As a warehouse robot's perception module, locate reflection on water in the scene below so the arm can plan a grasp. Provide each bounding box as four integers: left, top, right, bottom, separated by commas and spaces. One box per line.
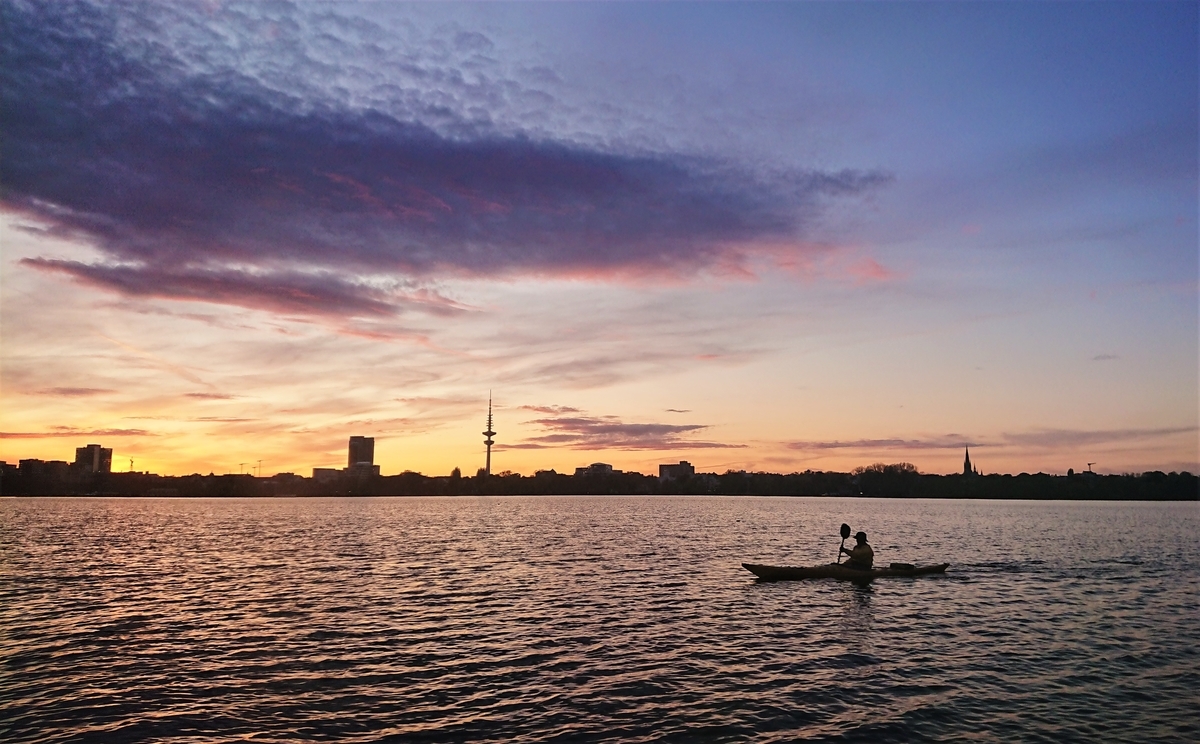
1, 496, 1197, 743
839, 582, 875, 637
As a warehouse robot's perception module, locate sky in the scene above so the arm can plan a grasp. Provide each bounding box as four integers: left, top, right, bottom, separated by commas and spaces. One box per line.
1, 0, 1196, 478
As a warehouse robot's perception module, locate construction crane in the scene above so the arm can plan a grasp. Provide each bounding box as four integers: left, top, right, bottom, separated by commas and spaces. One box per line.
239, 462, 248, 474
1086, 462, 1095, 473
256, 460, 263, 477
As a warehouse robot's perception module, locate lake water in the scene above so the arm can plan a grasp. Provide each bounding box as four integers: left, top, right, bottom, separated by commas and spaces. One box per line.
2, 496, 1197, 743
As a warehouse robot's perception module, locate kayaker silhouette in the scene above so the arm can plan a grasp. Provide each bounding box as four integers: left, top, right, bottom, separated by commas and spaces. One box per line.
839, 531, 875, 570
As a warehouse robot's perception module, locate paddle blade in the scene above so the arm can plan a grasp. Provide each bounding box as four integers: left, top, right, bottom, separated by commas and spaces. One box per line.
840, 523, 851, 540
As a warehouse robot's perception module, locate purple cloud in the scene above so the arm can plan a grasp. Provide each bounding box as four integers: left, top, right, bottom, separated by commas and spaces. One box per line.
506, 412, 743, 451
32, 387, 116, 397
22, 259, 464, 319
1, 1, 889, 317
786, 426, 1198, 452
1000, 426, 1196, 448
787, 436, 973, 451
519, 405, 583, 414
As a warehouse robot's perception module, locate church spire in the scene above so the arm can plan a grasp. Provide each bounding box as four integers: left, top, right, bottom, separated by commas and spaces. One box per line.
963, 446, 974, 476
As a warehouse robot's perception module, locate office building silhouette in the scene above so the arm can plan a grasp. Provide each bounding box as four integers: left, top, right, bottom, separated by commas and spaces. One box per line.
348, 436, 374, 468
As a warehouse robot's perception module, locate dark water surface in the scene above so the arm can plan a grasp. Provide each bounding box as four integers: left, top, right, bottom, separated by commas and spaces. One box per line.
2, 496, 1197, 743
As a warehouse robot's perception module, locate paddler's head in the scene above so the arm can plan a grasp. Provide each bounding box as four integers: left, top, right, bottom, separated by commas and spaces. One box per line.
854, 531, 868, 544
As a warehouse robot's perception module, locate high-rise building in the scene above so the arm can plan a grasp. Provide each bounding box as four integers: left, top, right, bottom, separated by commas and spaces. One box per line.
348, 436, 374, 468
659, 461, 695, 481
74, 444, 112, 473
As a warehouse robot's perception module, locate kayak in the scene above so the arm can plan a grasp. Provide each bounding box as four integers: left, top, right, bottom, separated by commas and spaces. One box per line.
742, 561, 950, 582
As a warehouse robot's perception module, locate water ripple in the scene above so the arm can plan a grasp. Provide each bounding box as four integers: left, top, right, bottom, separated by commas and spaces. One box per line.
2, 497, 1197, 743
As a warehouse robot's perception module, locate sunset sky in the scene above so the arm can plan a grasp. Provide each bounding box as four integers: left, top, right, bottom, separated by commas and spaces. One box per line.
2, 1, 1196, 478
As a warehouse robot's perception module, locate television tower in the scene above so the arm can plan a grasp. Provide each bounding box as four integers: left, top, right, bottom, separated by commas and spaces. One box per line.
482, 393, 496, 476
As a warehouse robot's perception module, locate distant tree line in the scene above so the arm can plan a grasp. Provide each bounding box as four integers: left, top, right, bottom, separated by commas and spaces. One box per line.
2, 462, 1195, 500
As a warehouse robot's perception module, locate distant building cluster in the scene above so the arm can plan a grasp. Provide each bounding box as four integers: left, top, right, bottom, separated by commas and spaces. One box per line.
659, 461, 695, 482
2, 394, 1191, 504
570, 460, 698, 481
575, 462, 620, 477
4, 443, 114, 480
4, 436, 1196, 501
5, 429, 700, 488
314, 436, 381, 482
2, 402, 705, 488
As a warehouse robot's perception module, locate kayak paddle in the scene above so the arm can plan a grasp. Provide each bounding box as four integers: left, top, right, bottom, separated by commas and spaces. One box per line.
837, 523, 851, 563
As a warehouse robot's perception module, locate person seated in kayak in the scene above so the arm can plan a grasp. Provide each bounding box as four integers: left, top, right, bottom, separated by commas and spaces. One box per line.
840, 532, 874, 570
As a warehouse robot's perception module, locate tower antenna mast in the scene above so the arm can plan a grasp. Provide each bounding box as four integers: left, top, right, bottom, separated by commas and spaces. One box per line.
483, 392, 496, 477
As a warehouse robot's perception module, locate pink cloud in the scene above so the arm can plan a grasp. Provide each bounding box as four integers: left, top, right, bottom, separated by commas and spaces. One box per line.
519, 405, 583, 414
31, 387, 115, 397
845, 257, 900, 284
787, 436, 972, 452
1, 427, 155, 439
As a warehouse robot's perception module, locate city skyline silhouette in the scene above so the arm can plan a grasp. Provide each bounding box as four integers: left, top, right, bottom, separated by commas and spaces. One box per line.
1, 1, 1195, 480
